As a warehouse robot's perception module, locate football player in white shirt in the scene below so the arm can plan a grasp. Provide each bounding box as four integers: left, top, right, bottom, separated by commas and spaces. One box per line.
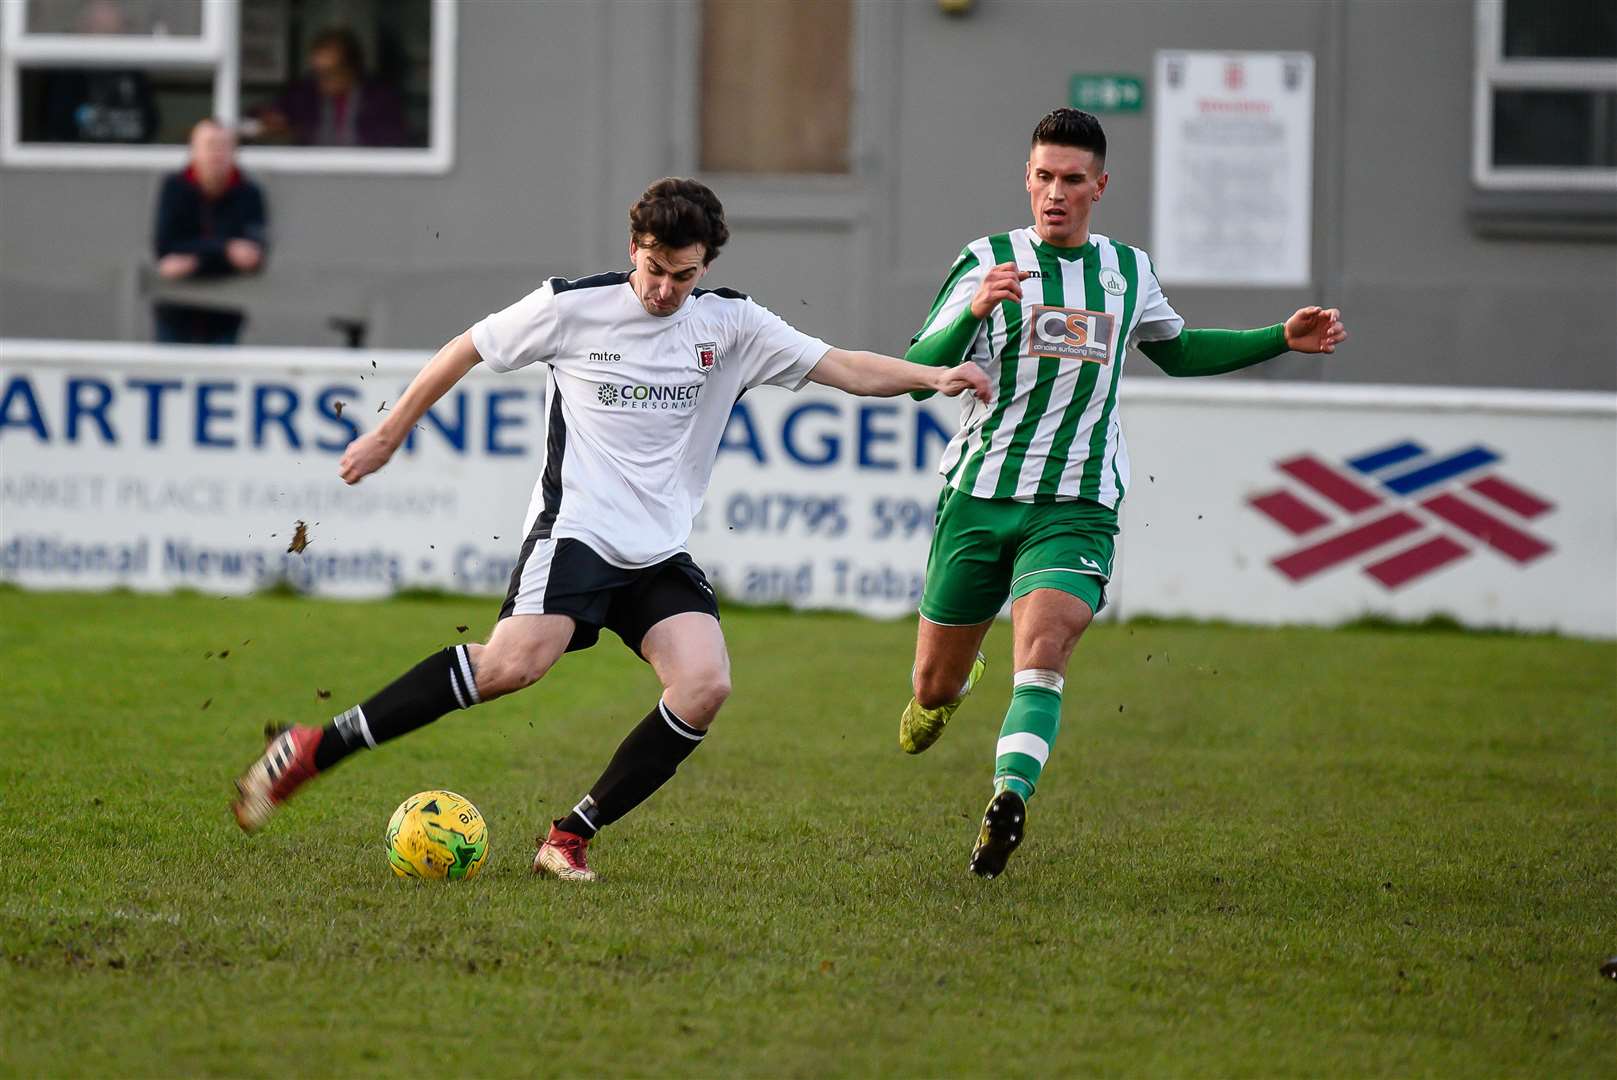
232, 178, 989, 881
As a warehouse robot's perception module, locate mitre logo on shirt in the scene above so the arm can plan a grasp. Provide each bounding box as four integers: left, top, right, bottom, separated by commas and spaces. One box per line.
694, 341, 718, 372
1027, 305, 1116, 363
596, 381, 705, 410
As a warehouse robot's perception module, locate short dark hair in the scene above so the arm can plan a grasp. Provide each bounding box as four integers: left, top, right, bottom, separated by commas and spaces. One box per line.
1031, 108, 1106, 163
309, 27, 365, 74
628, 178, 730, 265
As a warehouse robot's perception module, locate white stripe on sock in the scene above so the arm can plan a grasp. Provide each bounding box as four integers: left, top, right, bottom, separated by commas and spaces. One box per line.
354, 705, 377, 749
658, 698, 704, 741
448, 668, 468, 711
569, 798, 595, 834
455, 645, 481, 705
996, 732, 1050, 765
1012, 668, 1064, 694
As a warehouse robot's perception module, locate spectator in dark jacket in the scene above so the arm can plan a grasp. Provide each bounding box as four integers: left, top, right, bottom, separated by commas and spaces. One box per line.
152, 119, 268, 344
256, 27, 410, 147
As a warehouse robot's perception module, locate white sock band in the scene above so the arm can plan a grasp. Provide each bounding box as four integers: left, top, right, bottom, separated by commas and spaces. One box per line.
659, 698, 705, 741
1013, 668, 1064, 695
455, 644, 481, 705
996, 731, 1051, 765
571, 795, 598, 829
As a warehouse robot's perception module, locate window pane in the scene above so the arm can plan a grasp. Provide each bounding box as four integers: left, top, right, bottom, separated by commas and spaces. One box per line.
701, 0, 851, 173
1503, 0, 1616, 60
18, 65, 210, 143
24, 0, 204, 37
237, 0, 432, 149
1492, 89, 1617, 167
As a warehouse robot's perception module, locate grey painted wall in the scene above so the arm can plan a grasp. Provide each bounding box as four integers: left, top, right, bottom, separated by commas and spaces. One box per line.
2, 0, 1613, 389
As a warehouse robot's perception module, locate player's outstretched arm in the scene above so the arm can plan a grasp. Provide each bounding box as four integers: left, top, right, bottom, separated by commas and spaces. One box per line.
1282, 306, 1348, 354
1140, 307, 1347, 378
806, 348, 991, 402
338, 329, 482, 485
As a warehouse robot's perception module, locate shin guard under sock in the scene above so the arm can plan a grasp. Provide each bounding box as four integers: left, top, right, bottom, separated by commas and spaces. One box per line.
314, 645, 480, 770
993, 669, 1064, 800
556, 699, 706, 838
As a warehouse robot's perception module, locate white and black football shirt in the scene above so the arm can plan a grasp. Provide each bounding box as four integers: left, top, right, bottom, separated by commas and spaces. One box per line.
471, 272, 831, 568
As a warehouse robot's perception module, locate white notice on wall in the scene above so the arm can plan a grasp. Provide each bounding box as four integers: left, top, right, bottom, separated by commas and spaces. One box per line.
1152, 51, 1314, 286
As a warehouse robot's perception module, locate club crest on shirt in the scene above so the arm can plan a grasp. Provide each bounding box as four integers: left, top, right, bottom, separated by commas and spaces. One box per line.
1028, 305, 1116, 364
694, 341, 718, 372
1099, 269, 1128, 296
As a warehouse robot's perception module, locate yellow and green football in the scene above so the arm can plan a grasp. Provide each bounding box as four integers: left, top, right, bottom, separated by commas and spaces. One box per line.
385, 790, 488, 881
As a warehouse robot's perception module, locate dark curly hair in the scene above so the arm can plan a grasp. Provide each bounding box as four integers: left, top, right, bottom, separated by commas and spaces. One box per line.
1031, 107, 1106, 164
628, 177, 729, 265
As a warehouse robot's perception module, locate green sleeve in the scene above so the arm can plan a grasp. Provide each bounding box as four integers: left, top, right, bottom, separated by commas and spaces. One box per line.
1137, 324, 1288, 377
905, 306, 983, 401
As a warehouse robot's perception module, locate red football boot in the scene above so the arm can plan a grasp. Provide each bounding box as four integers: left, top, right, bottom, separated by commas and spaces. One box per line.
533, 822, 597, 882
231, 724, 323, 833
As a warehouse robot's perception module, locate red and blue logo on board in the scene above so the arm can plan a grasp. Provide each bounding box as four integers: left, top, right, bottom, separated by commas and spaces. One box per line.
1248, 440, 1555, 589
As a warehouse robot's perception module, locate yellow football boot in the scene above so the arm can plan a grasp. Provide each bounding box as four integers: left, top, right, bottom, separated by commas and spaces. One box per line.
898, 652, 987, 754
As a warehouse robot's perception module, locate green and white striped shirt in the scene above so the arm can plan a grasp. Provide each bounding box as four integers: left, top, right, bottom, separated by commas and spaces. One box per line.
913, 228, 1183, 509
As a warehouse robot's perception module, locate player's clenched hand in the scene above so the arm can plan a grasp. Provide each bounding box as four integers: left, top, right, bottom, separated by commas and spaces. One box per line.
1284, 306, 1348, 354
338, 429, 399, 485
934, 361, 992, 402
969, 262, 1032, 319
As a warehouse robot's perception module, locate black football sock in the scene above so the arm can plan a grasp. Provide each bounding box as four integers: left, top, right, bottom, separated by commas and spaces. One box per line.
556, 699, 706, 838
314, 645, 480, 771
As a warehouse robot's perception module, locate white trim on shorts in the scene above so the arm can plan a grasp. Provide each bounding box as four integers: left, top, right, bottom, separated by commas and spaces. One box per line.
1008, 565, 1108, 592
507, 536, 559, 617
918, 611, 996, 628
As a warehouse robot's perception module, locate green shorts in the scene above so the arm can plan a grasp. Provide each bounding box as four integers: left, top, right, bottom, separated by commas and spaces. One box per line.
919, 486, 1118, 625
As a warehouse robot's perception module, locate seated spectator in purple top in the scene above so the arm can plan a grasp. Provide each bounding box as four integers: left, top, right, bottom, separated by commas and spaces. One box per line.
152, 119, 268, 345
256, 28, 410, 147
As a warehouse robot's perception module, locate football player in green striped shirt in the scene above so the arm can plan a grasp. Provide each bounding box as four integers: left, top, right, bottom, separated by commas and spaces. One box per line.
900, 108, 1347, 878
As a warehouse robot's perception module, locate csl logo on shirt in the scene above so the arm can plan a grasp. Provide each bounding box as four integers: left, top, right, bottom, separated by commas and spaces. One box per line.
1028, 305, 1116, 364
597, 381, 704, 410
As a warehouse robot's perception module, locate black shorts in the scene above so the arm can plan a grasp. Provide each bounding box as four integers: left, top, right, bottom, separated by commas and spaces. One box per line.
498, 536, 720, 657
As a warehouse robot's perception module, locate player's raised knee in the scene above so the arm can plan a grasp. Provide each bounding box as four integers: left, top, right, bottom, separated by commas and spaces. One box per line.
672, 669, 730, 726
914, 667, 964, 709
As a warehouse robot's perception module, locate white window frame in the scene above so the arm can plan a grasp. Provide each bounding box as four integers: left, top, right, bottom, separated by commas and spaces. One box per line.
0, 0, 455, 173
1472, 0, 1617, 192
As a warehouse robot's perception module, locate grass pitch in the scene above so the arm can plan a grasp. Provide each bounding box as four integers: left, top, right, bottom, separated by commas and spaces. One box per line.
1, 588, 1613, 1077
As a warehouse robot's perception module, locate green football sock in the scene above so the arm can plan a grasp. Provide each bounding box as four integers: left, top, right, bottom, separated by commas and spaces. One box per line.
993, 669, 1064, 800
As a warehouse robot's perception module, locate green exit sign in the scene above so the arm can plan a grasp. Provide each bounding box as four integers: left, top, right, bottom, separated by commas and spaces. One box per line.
1070, 74, 1144, 113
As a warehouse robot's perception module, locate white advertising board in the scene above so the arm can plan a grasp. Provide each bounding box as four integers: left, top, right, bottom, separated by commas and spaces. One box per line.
1152, 50, 1315, 286
1112, 381, 1616, 639
0, 340, 953, 615
0, 342, 537, 598
3, 342, 1614, 638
